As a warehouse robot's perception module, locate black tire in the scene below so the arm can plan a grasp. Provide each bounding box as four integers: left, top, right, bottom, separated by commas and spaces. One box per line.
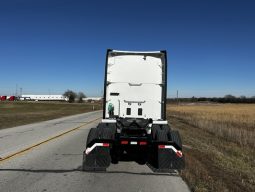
136, 157, 147, 165
161, 124, 172, 140
98, 128, 113, 139
97, 123, 116, 139
156, 129, 168, 142
86, 128, 98, 147
152, 124, 171, 140
170, 130, 182, 150
152, 125, 160, 140
83, 128, 110, 172
162, 124, 171, 132
97, 123, 116, 130
111, 155, 119, 164
82, 153, 87, 171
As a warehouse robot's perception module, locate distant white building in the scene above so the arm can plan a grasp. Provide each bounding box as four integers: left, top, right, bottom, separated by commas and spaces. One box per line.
83, 97, 102, 102
20, 95, 68, 101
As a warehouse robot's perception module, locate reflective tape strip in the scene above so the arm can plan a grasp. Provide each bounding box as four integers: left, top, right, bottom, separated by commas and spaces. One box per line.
153, 120, 168, 124
85, 143, 109, 155
158, 145, 183, 158
101, 119, 116, 123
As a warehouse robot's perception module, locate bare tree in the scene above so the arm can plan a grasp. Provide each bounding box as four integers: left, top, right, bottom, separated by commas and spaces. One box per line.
63, 90, 77, 103
77, 92, 86, 103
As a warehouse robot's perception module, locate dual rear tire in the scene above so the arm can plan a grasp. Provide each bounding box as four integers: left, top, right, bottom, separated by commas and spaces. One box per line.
86, 125, 115, 147
83, 127, 114, 171
152, 125, 182, 150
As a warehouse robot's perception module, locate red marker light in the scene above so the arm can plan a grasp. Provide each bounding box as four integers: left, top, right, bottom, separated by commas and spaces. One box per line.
140, 141, 147, 145
158, 145, 165, 149
121, 140, 129, 145
103, 143, 110, 147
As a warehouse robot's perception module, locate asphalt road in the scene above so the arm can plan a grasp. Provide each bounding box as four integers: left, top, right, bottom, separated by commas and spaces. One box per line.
0, 111, 190, 192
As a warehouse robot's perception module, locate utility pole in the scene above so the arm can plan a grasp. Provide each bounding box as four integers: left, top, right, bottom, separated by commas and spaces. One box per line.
15, 84, 18, 97
177, 90, 179, 105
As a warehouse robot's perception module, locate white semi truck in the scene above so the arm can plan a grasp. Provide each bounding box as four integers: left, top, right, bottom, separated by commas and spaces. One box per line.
83, 50, 184, 172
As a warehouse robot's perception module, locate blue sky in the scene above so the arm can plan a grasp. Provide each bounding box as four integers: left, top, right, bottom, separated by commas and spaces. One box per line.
0, 0, 254, 97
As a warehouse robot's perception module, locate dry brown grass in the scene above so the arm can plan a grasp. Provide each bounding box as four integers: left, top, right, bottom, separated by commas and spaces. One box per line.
167, 104, 255, 192
168, 104, 255, 147
0, 101, 102, 129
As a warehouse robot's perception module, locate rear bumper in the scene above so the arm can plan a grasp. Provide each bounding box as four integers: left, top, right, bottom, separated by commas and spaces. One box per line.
83, 137, 185, 172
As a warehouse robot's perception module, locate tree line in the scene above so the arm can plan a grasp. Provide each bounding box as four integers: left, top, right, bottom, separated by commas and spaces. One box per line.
63, 90, 86, 103
167, 95, 255, 104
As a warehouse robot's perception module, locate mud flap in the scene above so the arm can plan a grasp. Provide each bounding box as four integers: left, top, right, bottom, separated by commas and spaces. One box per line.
157, 147, 185, 170
147, 145, 185, 172
83, 144, 111, 171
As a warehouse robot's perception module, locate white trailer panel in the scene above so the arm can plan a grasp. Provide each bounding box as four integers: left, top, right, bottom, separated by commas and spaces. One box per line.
103, 50, 167, 120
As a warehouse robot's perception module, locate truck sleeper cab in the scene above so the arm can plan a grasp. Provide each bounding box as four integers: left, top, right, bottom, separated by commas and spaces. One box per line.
83, 50, 184, 172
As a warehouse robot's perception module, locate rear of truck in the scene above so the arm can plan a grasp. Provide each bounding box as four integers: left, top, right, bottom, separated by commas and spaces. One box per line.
83, 50, 184, 172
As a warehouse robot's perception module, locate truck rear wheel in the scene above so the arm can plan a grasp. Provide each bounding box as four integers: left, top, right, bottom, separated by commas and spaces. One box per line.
152, 125, 160, 140
83, 128, 97, 171
83, 128, 111, 172
152, 124, 171, 141
98, 128, 114, 140
86, 128, 98, 146
97, 123, 116, 140
155, 129, 168, 142
170, 130, 182, 150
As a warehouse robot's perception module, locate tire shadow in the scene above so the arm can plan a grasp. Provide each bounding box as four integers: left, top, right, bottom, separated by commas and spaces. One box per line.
0, 166, 179, 177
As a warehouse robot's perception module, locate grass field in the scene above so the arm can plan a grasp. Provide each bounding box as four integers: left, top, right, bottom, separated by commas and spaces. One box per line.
167, 104, 255, 192
0, 101, 102, 130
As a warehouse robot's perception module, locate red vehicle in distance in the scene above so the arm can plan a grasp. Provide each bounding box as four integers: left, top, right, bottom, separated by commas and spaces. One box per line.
9, 96, 15, 101
0, 96, 7, 101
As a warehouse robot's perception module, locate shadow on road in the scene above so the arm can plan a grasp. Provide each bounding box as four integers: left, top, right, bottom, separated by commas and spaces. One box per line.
0, 167, 179, 176
86, 170, 179, 177
0, 168, 79, 173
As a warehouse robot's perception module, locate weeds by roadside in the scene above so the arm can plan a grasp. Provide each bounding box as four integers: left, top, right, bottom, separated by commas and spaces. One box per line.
167, 104, 255, 192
